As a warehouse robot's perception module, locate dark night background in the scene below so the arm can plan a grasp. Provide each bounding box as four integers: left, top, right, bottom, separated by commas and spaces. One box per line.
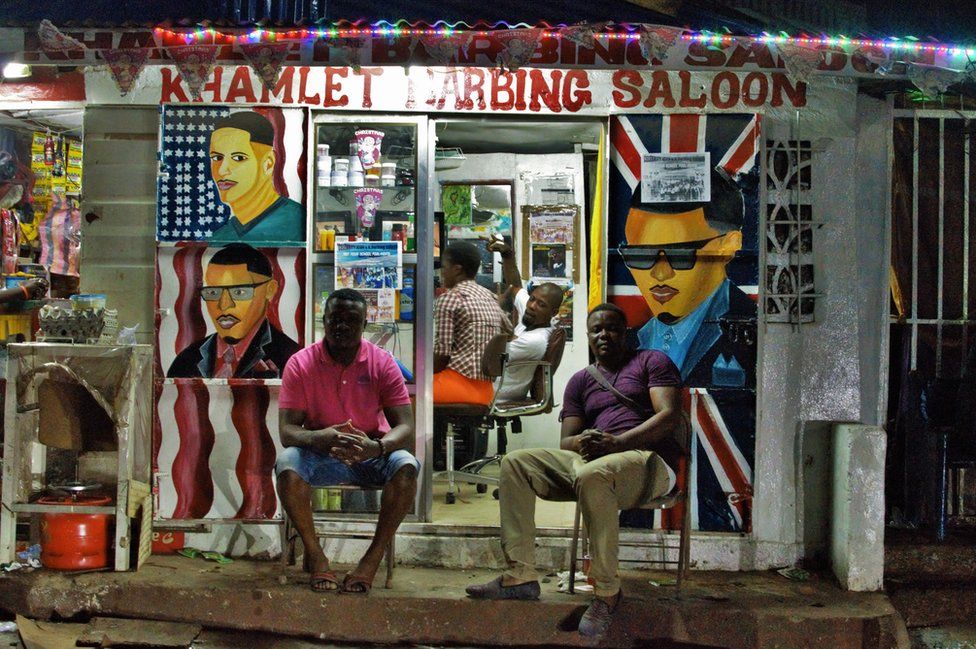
0, 0, 973, 44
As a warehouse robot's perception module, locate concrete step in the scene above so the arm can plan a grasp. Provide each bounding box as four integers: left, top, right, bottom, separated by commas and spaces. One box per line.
885, 529, 976, 582
886, 580, 976, 627
0, 557, 908, 649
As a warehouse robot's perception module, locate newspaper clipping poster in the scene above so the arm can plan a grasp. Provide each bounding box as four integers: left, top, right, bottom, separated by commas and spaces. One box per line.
641, 152, 711, 203
335, 241, 402, 290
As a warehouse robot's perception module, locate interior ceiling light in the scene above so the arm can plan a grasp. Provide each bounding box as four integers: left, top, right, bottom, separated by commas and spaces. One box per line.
2, 63, 31, 79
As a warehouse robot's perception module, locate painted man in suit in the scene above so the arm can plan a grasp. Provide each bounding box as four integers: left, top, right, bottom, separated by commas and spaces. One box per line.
167, 243, 300, 379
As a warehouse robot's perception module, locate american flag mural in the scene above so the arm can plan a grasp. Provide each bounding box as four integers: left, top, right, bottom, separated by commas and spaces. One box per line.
155, 381, 283, 519
156, 105, 306, 244
154, 245, 305, 520
610, 115, 759, 533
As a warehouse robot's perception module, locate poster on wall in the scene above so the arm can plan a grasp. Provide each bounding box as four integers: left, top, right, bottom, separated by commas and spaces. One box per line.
155, 381, 282, 520
445, 182, 514, 240
528, 206, 576, 244
157, 244, 306, 379
335, 240, 402, 290
530, 244, 568, 278
608, 114, 760, 535
640, 152, 712, 203
441, 184, 472, 225
156, 106, 306, 246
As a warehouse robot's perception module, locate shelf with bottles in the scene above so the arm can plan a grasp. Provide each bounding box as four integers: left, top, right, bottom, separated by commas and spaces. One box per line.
312, 209, 416, 253
314, 123, 417, 196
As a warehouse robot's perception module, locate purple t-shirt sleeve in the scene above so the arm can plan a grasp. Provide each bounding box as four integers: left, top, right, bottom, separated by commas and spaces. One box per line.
278, 354, 307, 411
643, 350, 682, 387
559, 371, 587, 421
378, 352, 412, 409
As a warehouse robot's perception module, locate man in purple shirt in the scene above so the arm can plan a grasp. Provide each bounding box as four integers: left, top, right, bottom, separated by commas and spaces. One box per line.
466, 303, 684, 640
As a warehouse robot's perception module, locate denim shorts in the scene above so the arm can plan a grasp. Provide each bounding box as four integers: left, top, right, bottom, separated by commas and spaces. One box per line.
275, 446, 420, 487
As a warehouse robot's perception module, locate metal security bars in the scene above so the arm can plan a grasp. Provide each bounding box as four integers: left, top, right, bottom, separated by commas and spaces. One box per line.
891, 111, 976, 379
764, 138, 820, 324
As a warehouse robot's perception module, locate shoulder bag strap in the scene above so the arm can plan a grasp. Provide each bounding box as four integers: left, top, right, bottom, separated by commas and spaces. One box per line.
585, 364, 653, 419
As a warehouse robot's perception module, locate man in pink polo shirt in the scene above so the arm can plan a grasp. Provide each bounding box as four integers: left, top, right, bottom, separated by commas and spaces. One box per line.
275, 288, 417, 595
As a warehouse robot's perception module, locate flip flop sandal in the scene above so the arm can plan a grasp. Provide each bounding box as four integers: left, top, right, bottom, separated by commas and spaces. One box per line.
177, 547, 202, 560
201, 550, 233, 564
310, 570, 340, 593
340, 573, 373, 595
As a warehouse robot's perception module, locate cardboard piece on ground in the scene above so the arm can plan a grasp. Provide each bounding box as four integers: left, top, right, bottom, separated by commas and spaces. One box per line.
77, 617, 202, 647
16, 615, 86, 649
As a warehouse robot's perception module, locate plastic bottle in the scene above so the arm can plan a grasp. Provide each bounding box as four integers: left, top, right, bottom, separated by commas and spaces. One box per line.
400, 268, 414, 322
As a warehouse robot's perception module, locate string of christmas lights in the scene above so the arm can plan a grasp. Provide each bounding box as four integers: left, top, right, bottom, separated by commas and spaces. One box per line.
149, 24, 976, 58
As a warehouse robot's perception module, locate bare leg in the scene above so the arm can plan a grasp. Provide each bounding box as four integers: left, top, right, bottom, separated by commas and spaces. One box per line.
277, 470, 335, 588
345, 465, 417, 589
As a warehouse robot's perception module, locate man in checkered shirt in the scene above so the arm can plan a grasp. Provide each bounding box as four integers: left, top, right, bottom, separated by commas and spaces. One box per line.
433, 241, 509, 406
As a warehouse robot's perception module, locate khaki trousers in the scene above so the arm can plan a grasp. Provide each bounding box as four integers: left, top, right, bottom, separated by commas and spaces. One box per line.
499, 447, 670, 597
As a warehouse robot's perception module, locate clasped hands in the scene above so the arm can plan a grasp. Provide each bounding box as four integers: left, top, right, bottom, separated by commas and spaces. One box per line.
576, 428, 620, 462
318, 420, 381, 466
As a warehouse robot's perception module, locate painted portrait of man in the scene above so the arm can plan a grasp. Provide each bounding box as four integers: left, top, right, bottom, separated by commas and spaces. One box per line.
618, 167, 755, 389
608, 114, 759, 534
208, 111, 304, 244
167, 243, 300, 379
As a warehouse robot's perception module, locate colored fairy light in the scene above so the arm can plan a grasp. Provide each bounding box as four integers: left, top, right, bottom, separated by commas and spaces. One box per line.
145, 23, 976, 58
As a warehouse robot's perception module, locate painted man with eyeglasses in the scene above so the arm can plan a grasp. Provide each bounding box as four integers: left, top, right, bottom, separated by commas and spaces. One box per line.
167, 243, 300, 379
619, 168, 754, 389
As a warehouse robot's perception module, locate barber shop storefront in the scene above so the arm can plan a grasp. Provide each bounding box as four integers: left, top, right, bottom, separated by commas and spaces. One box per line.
3, 21, 948, 583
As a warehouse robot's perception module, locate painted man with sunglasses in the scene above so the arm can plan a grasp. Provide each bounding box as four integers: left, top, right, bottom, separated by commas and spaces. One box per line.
167, 243, 300, 379
619, 168, 754, 389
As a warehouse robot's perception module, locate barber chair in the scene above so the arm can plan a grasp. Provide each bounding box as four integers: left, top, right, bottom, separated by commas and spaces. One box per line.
459, 327, 568, 499
432, 333, 510, 504
568, 415, 693, 597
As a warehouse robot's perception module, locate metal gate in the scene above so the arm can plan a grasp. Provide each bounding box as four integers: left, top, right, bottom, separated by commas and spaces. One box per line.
888, 109, 976, 529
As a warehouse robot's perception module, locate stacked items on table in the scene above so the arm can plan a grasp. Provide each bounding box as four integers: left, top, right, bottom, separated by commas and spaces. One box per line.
38, 294, 117, 344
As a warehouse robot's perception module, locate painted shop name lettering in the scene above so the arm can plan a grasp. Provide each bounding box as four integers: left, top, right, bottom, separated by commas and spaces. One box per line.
611, 70, 806, 109
159, 66, 806, 111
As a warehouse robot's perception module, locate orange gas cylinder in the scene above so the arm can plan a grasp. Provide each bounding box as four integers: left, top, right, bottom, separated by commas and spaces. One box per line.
38, 494, 113, 570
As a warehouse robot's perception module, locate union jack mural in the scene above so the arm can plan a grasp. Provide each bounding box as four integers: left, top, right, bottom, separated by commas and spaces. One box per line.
610, 114, 759, 533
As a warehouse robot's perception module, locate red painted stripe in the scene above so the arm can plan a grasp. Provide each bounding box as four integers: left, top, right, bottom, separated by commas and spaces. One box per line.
172, 246, 208, 355
230, 383, 277, 519
295, 249, 307, 347
722, 116, 761, 175
608, 294, 651, 329
171, 381, 216, 519
254, 107, 290, 199
610, 117, 641, 180
661, 390, 693, 530
696, 398, 751, 523
267, 248, 284, 334
668, 114, 701, 153
0, 70, 86, 102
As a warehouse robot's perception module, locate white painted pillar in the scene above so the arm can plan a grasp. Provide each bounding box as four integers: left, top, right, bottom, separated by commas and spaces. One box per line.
831, 423, 886, 591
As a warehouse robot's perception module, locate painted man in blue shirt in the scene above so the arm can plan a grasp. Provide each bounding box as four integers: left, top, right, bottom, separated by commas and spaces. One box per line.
208, 111, 304, 245
618, 168, 754, 389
